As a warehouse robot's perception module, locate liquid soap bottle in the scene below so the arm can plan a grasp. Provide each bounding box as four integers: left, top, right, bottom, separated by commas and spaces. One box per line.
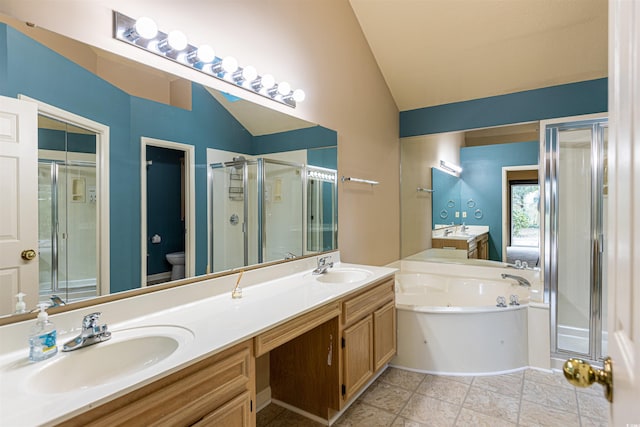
29, 304, 58, 362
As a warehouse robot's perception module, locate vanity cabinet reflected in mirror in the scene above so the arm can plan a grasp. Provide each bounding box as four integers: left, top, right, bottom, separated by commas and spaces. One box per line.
401, 122, 540, 267
0, 16, 337, 316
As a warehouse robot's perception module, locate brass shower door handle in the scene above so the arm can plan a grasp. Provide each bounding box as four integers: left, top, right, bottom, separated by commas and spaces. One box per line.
563, 357, 613, 402
21, 249, 37, 261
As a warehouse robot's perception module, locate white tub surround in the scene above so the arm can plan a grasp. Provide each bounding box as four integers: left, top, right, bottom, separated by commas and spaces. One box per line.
388, 259, 548, 374
0, 252, 396, 426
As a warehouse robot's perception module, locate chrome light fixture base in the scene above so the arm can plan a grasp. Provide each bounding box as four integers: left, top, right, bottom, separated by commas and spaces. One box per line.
113, 11, 302, 108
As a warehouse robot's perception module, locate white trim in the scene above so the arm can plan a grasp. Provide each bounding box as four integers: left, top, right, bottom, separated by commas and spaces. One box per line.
18, 94, 111, 296
141, 137, 196, 287
501, 164, 539, 262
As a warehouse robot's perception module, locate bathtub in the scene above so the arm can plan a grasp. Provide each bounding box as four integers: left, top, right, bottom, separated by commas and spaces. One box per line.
391, 271, 531, 375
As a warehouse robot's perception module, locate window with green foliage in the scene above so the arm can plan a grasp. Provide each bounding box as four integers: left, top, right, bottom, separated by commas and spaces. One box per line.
510, 182, 539, 247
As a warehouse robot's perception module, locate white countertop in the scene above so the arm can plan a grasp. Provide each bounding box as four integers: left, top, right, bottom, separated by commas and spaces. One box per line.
0, 260, 395, 426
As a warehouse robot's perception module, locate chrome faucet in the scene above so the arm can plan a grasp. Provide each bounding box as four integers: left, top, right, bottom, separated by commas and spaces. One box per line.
460, 222, 468, 233
62, 312, 111, 352
312, 256, 334, 275
501, 273, 531, 287
443, 228, 453, 236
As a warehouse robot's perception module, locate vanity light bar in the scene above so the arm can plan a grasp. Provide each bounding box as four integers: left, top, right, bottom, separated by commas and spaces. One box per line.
113, 11, 305, 108
307, 170, 336, 182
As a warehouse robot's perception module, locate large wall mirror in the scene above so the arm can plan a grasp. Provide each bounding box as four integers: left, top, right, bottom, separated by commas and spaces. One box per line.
0, 15, 337, 318
401, 122, 541, 268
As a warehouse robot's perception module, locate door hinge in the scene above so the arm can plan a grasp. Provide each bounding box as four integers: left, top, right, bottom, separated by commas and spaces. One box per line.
341, 337, 345, 348
250, 399, 253, 412
341, 384, 346, 396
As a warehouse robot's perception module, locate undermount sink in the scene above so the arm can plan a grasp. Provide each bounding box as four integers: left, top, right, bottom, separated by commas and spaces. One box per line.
27, 325, 194, 394
314, 268, 372, 284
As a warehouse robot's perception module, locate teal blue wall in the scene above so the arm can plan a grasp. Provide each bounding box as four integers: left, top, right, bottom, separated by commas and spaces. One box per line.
460, 141, 539, 261
431, 168, 462, 228
400, 79, 608, 137
1, 23, 337, 293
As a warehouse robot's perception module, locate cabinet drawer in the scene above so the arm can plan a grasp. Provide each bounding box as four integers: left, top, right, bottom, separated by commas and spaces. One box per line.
192, 390, 252, 427
60, 341, 253, 427
343, 279, 394, 327
255, 301, 340, 356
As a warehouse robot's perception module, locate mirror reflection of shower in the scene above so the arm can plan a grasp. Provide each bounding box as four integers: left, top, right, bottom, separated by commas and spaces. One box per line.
37, 115, 98, 304
209, 155, 337, 273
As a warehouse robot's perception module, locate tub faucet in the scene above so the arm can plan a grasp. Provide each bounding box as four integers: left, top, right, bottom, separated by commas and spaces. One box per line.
313, 256, 333, 275
62, 312, 111, 352
501, 273, 531, 287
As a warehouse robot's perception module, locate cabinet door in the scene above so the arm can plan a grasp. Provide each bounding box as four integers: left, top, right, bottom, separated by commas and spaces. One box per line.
343, 315, 373, 402
373, 301, 396, 371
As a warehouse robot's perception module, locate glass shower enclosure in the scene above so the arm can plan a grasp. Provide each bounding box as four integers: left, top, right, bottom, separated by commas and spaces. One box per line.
209, 158, 337, 273
544, 116, 608, 365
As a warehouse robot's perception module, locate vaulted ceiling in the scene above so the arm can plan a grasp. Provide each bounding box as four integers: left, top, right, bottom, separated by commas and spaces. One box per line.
349, 0, 608, 112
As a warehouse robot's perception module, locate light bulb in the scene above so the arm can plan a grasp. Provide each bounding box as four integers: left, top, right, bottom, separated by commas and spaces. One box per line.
222, 56, 238, 73
196, 45, 215, 63
242, 66, 258, 82
261, 74, 275, 89
134, 17, 158, 40
167, 30, 188, 51
292, 89, 306, 102
277, 81, 291, 96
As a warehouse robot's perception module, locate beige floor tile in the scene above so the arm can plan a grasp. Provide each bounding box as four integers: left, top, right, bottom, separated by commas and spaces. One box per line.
256, 403, 287, 426
380, 367, 426, 392
391, 416, 430, 426
334, 401, 396, 427
518, 399, 580, 427
439, 375, 474, 384
524, 369, 574, 389
455, 408, 516, 427
265, 408, 325, 427
580, 415, 609, 427
415, 375, 470, 405
462, 385, 520, 424
359, 380, 414, 414
471, 372, 523, 397
400, 394, 459, 426
577, 390, 609, 422
522, 379, 578, 413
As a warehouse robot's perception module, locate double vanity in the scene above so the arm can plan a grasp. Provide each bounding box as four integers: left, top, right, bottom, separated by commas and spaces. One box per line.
0, 253, 396, 426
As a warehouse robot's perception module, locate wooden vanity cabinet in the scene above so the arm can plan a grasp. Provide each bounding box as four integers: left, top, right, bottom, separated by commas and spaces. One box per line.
59, 340, 255, 427
432, 232, 489, 260
340, 278, 396, 405
267, 277, 397, 419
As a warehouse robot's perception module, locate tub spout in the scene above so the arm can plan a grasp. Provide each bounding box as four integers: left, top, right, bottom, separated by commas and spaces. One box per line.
501, 273, 531, 287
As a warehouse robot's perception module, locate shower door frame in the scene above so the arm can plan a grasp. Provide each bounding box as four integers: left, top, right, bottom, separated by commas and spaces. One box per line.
38, 159, 98, 301
542, 113, 608, 366
23, 95, 111, 298
259, 158, 305, 263
209, 158, 259, 270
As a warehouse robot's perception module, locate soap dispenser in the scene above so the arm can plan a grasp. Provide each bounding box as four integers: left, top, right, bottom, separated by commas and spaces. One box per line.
29, 304, 58, 362
14, 292, 26, 314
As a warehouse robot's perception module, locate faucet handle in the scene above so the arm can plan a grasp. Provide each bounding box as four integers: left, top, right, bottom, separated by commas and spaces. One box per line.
82, 312, 102, 329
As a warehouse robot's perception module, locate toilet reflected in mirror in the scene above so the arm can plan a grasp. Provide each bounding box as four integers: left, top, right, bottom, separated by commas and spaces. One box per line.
166, 251, 185, 281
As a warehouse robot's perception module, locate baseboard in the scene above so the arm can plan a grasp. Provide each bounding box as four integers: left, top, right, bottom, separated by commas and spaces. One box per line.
256, 386, 271, 412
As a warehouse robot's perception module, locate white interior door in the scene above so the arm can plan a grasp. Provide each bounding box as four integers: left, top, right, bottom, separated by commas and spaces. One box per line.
608, 0, 640, 423
0, 96, 38, 315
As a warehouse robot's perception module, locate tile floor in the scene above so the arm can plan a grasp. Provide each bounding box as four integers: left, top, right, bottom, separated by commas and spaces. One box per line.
257, 367, 609, 427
